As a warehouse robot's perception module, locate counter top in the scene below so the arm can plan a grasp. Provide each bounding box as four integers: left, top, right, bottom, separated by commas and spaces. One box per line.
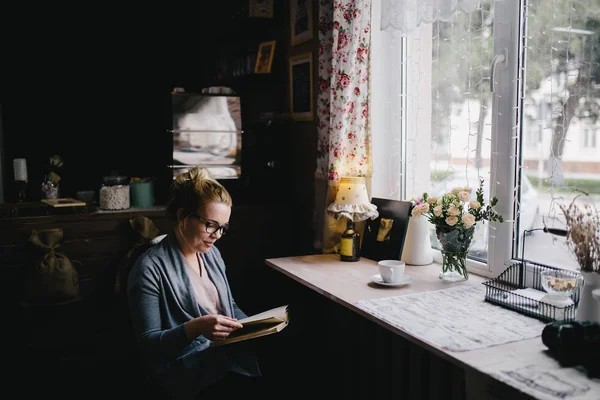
265, 254, 600, 400
0, 202, 167, 220
0, 201, 281, 220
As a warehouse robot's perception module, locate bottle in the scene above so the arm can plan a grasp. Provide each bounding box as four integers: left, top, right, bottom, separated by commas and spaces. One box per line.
340, 220, 361, 262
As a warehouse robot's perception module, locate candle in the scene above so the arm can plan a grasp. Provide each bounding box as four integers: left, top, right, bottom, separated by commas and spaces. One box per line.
13, 158, 28, 182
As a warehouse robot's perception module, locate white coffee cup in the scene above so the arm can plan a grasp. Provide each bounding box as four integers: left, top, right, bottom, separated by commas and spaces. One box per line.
378, 260, 406, 283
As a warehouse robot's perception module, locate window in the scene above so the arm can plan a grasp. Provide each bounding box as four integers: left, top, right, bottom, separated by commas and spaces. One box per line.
372, 0, 600, 277
584, 127, 597, 148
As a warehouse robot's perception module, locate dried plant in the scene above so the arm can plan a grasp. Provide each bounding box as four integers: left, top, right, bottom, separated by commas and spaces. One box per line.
557, 191, 600, 273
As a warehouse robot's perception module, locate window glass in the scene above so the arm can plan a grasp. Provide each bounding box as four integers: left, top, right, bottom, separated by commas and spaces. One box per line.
520, 0, 600, 270
428, 1, 495, 263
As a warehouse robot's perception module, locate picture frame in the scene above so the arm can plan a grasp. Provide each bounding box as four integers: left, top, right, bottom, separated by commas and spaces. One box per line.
360, 198, 413, 262
249, 0, 274, 18
289, 52, 313, 121
290, 0, 313, 46
254, 40, 276, 74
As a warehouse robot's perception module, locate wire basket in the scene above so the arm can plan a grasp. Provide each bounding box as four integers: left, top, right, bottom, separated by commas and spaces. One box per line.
483, 260, 581, 323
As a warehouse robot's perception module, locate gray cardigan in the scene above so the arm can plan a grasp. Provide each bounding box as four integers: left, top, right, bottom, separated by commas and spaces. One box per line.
127, 232, 261, 400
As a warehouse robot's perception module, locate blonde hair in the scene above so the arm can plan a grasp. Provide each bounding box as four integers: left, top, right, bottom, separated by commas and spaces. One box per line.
166, 167, 232, 221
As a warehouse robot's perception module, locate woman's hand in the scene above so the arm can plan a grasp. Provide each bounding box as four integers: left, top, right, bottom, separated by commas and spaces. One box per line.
184, 315, 243, 341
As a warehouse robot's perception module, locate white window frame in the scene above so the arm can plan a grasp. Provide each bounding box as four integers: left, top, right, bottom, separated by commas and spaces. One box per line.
484, 0, 523, 278
414, 0, 524, 279
372, 0, 526, 279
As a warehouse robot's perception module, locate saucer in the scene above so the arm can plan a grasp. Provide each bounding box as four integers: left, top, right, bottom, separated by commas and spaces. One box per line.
370, 274, 412, 287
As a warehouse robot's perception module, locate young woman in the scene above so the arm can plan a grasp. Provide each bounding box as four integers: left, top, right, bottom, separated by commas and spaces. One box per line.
127, 167, 262, 400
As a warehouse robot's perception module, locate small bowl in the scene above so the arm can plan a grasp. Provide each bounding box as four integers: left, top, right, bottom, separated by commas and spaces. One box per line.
540, 269, 582, 298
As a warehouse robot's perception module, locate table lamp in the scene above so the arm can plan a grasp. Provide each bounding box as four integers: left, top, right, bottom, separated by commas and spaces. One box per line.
327, 177, 379, 261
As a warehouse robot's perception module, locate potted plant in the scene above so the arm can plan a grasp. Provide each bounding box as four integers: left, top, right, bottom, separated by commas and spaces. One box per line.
41, 155, 63, 199
130, 177, 155, 208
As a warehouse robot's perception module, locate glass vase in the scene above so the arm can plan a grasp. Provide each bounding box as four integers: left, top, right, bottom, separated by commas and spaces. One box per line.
41, 181, 59, 199
436, 225, 475, 282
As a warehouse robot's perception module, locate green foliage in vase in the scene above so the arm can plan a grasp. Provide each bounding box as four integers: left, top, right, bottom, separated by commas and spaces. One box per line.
47, 155, 63, 185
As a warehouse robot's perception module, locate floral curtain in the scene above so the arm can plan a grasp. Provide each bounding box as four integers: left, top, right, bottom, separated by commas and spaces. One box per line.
314, 0, 373, 253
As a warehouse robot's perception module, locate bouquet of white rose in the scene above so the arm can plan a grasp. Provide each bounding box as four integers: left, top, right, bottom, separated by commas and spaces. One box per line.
410, 177, 504, 281
411, 177, 504, 228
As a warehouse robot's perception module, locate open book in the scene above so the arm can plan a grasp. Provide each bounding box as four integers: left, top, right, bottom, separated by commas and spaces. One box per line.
212, 304, 289, 346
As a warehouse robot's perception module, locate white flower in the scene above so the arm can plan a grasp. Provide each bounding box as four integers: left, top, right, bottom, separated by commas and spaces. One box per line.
447, 205, 461, 216
419, 178, 503, 231
446, 216, 458, 226
462, 214, 476, 228
411, 202, 430, 216
458, 191, 470, 202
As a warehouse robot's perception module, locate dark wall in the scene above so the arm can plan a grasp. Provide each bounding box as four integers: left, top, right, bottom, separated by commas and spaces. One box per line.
0, 0, 319, 252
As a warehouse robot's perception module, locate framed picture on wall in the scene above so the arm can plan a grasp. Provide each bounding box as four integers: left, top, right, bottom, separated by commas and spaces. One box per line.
289, 52, 313, 121
249, 0, 274, 18
290, 0, 313, 46
254, 40, 276, 74
360, 198, 412, 262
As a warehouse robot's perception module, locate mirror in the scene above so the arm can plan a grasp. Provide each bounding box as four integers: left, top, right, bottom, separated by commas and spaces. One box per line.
170, 94, 242, 179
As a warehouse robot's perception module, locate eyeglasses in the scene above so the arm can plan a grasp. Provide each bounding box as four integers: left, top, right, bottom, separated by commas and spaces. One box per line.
189, 214, 229, 236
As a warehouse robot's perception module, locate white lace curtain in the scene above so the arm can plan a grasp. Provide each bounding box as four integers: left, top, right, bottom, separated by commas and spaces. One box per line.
380, 0, 483, 34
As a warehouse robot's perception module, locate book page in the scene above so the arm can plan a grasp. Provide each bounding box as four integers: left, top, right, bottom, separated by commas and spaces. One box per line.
238, 304, 288, 325
211, 308, 290, 347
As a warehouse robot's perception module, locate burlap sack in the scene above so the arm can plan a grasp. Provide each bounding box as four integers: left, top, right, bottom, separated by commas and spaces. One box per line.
25, 228, 80, 304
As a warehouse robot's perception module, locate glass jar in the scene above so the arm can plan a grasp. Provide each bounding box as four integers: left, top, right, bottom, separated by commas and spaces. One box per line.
99, 175, 130, 210
41, 174, 59, 199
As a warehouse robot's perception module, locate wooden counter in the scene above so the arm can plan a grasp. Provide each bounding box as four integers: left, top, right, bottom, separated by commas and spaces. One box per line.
265, 254, 600, 400
0, 206, 172, 301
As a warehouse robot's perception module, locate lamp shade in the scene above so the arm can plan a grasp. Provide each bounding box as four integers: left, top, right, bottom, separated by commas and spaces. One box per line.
327, 177, 379, 222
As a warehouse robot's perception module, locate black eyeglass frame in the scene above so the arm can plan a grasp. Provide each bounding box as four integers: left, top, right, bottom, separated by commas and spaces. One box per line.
189, 214, 229, 235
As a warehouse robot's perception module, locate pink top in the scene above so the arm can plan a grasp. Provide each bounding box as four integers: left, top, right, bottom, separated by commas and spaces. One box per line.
183, 254, 223, 315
